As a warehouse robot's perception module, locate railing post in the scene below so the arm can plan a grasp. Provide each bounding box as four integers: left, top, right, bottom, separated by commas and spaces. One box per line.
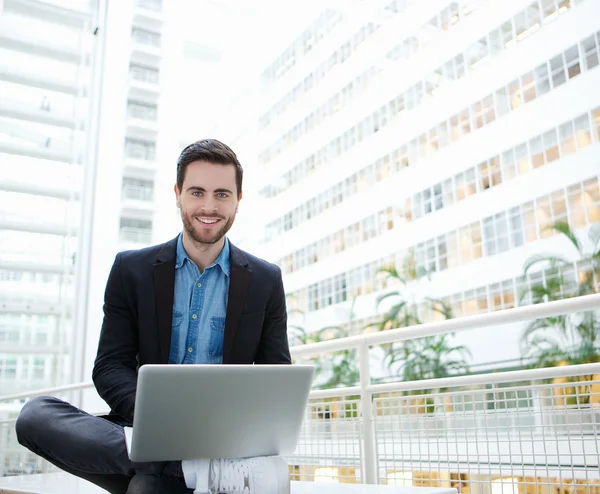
359, 340, 377, 484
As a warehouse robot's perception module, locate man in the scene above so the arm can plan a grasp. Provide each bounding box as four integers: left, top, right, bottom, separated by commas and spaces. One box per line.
16, 139, 292, 494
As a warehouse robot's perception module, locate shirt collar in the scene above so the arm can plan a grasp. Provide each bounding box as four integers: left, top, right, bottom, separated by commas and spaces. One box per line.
176, 233, 231, 277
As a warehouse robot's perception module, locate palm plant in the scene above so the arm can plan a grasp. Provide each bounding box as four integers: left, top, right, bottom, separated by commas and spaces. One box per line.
520, 221, 600, 368
372, 281, 471, 414
287, 306, 324, 374
370, 257, 470, 381
394, 333, 472, 383
312, 297, 360, 390
369, 262, 423, 367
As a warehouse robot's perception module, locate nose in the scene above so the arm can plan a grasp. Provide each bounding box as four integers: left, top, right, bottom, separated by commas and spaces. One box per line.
201, 196, 217, 214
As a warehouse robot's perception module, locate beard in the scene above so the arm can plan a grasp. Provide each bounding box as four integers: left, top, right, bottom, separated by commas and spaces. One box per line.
181, 210, 235, 246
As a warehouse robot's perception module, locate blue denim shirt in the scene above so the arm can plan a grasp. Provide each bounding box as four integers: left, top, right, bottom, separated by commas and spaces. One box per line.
168, 233, 230, 364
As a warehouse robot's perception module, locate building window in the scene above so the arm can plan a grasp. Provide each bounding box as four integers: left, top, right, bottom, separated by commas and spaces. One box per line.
122, 177, 154, 201
559, 121, 577, 155
580, 32, 600, 70
127, 100, 158, 121
549, 53, 566, 88
0, 359, 17, 379
124, 138, 156, 160
543, 129, 560, 162
574, 114, 592, 149
593, 108, 600, 141
129, 63, 159, 84
131, 27, 161, 47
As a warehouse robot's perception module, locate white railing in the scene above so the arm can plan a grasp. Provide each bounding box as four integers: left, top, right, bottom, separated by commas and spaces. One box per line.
1, 294, 600, 485
0, 252, 74, 267
289, 366, 600, 486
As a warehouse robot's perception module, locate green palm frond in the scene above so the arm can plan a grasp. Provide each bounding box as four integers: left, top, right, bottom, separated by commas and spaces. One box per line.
316, 325, 346, 340
376, 265, 407, 285
547, 221, 581, 254
376, 290, 403, 308
362, 321, 382, 333
385, 302, 408, 327
523, 254, 570, 275
425, 297, 454, 320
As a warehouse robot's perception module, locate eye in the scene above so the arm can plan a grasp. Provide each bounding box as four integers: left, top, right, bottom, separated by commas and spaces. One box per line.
217, 193, 228, 199
192, 191, 202, 197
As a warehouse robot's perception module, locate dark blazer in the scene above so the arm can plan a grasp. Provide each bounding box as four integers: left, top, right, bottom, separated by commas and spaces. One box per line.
92, 235, 292, 423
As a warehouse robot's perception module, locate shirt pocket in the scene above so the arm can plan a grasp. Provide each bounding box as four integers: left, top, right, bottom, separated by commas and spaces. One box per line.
208, 316, 226, 358
172, 310, 183, 329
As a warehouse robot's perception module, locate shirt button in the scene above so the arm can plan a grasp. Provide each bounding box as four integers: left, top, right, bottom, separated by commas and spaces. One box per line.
197, 282, 202, 288
187, 347, 193, 353
192, 314, 197, 320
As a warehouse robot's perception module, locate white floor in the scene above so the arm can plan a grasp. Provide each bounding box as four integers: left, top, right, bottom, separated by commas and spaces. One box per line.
0, 473, 458, 494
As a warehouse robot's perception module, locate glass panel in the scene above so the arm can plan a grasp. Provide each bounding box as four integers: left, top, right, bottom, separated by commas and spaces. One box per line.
483, 95, 495, 124
495, 87, 511, 116
559, 121, 576, 154
508, 79, 522, 109
567, 184, 586, 228
502, 20, 514, 47
501, 149, 516, 180
515, 143, 530, 174
564, 45, 581, 79
460, 109, 471, 135
534, 62, 550, 96
580, 34, 599, 70
521, 71, 536, 102
489, 156, 501, 186
483, 216, 495, 256
543, 128, 560, 162
522, 202, 538, 242
550, 53, 566, 87
450, 114, 461, 141
584, 178, 600, 223
551, 190, 568, 223
529, 136, 544, 168
574, 114, 592, 149
509, 207, 524, 247
479, 162, 490, 190
536, 197, 553, 237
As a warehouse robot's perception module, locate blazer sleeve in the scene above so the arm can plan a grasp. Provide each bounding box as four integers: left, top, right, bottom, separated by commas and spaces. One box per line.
92, 253, 138, 422
254, 266, 292, 364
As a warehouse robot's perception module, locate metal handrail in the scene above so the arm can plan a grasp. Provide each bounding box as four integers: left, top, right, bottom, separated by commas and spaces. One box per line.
2, 293, 599, 483
290, 293, 600, 357
0, 381, 93, 403
2, 293, 598, 403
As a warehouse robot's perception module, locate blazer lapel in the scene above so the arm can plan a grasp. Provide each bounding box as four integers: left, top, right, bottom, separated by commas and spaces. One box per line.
153, 236, 178, 364
223, 242, 251, 363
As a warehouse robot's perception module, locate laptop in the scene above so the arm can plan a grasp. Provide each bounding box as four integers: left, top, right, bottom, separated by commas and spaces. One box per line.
124, 364, 314, 462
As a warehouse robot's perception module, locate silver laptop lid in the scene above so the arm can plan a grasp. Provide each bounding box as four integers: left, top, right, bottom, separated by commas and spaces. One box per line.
130, 364, 314, 462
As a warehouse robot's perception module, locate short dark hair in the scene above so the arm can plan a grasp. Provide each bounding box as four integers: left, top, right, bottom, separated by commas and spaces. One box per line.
176, 139, 243, 196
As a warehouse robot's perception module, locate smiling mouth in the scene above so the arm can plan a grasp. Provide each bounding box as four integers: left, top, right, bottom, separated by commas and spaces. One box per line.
195, 217, 222, 226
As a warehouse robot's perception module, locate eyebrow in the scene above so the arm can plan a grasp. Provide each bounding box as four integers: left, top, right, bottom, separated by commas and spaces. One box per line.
186, 186, 234, 195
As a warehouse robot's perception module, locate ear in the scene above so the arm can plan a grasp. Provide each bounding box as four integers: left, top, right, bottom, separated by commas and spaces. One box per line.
174, 183, 181, 208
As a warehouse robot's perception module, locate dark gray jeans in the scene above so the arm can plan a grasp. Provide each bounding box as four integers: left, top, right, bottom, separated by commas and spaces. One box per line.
15, 396, 194, 494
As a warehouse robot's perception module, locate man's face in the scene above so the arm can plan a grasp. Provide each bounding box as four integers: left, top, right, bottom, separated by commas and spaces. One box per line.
175, 160, 241, 245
